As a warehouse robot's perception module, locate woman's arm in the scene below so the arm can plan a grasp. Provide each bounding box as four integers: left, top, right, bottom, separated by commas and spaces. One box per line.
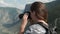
19, 13, 28, 34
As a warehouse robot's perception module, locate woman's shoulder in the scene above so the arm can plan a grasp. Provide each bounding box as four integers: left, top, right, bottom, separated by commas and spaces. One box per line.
37, 20, 49, 27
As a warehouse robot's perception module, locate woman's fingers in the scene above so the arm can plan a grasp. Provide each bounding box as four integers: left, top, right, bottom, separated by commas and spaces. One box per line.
22, 13, 29, 20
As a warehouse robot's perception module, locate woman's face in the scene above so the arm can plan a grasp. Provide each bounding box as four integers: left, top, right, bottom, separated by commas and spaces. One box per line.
30, 11, 38, 22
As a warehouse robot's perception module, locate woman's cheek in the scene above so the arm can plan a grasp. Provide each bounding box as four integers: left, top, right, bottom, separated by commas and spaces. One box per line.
30, 14, 32, 19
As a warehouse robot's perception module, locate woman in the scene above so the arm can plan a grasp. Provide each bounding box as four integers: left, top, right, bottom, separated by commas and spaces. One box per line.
19, 1, 48, 34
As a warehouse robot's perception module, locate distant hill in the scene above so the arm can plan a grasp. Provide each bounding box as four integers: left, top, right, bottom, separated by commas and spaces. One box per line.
45, 0, 60, 23
0, 7, 24, 28
0, 7, 25, 34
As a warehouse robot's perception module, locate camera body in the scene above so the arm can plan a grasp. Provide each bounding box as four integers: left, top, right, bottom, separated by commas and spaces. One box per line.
19, 4, 31, 19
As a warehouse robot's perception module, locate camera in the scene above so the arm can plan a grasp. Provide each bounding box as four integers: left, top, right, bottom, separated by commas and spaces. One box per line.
19, 4, 31, 19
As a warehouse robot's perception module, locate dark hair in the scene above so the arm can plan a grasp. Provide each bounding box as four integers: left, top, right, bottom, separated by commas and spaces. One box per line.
30, 1, 48, 22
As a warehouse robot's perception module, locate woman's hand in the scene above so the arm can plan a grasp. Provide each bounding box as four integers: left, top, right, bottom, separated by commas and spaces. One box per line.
22, 13, 28, 21
19, 13, 28, 34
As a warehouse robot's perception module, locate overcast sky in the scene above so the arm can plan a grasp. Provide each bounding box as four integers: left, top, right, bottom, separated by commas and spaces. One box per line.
0, 0, 56, 9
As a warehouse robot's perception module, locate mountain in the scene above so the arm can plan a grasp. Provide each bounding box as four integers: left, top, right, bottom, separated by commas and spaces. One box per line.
0, 7, 24, 34
46, 0, 60, 22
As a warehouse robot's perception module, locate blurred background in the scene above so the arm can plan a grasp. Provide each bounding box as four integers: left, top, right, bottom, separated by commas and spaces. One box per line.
0, 0, 60, 34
